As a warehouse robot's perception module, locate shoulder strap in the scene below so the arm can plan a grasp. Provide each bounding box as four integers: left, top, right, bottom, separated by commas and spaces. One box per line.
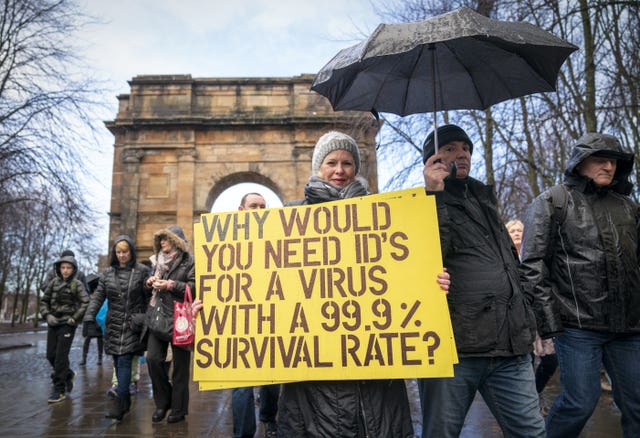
550, 184, 569, 225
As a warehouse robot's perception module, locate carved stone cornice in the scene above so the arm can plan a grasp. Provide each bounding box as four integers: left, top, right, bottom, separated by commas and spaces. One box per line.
122, 149, 145, 163
177, 148, 197, 162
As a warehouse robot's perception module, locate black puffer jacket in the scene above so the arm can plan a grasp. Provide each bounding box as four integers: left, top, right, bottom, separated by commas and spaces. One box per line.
520, 133, 640, 337
430, 177, 535, 357
84, 235, 150, 355
40, 255, 89, 325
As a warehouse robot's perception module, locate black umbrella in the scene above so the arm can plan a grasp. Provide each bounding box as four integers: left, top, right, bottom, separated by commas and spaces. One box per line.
311, 7, 578, 150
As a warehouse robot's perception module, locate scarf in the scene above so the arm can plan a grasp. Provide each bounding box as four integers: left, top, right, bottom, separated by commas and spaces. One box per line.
155, 248, 178, 278
149, 248, 178, 307
304, 176, 368, 204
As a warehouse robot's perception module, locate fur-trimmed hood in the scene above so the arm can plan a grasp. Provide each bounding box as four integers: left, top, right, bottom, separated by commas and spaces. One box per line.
153, 226, 188, 254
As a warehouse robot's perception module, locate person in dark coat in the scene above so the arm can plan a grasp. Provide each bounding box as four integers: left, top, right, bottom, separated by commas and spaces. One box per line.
520, 132, 640, 437
232, 193, 279, 438
145, 226, 195, 424
420, 124, 545, 437
83, 235, 149, 420
80, 274, 103, 366
40, 255, 89, 403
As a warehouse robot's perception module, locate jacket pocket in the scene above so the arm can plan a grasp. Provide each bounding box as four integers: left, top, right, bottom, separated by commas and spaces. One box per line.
508, 294, 536, 351
450, 214, 485, 250
449, 294, 497, 353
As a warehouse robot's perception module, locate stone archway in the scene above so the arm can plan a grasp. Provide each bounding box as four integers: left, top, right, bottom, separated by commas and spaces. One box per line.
105, 74, 379, 259
205, 171, 283, 211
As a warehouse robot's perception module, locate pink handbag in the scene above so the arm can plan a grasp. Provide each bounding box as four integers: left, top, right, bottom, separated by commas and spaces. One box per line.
172, 284, 194, 347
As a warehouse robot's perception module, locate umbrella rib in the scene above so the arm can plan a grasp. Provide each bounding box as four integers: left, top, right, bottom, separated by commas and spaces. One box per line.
439, 40, 485, 109
403, 45, 429, 116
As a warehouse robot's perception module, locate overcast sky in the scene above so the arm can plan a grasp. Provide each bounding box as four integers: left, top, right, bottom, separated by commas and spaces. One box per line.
77, 0, 382, 246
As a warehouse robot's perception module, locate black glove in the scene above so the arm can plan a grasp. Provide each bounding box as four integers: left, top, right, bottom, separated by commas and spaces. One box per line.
82, 320, 96, 337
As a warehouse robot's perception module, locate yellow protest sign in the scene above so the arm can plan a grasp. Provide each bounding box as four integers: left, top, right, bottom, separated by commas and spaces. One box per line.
193, 188, 457, 389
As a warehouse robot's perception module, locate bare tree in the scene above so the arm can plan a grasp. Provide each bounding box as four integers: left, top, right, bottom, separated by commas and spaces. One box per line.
0, 0, 108, 212
369, 0, 639, 222
0, 0, 108, 325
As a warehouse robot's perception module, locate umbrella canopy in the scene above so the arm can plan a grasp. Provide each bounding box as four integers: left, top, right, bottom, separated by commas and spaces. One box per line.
311, 7, 578, 117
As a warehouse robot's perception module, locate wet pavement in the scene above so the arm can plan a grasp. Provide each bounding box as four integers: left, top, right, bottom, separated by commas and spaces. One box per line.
0, 328, 622, 437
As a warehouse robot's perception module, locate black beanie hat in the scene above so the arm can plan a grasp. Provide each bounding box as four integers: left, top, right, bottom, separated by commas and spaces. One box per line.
422, 124, 473, 163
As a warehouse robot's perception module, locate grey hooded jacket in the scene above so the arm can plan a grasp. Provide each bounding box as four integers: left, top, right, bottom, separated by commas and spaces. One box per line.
40, 255, 89, 325
520, 133, 640, 337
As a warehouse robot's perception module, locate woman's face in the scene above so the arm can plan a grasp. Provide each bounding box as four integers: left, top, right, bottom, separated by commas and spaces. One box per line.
116, 246, 132, 267
508, 223, 523, 246
160, 237, 174, 254
318, 149, 356, 188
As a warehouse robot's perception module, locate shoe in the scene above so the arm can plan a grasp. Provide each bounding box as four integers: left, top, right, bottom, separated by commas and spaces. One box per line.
167, 413, 185, 424
48, 391, 66, 403
105, 397, 123, 420
107, 385, 117, 399
129, 382, 138, 395
66, 370, 76, 393
152, 408, 168, 423
264, 421, 278, 438
105, 394, 131, 421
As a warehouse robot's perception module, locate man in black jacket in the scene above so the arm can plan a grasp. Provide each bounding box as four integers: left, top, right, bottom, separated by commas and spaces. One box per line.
232, 192, 279, 438
520, 132, 640, 438
420, 124, 544, 438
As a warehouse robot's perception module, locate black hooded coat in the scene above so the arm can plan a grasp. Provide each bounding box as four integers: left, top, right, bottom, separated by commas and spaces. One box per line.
84, 235, 150, 355
520, 133, 640, 337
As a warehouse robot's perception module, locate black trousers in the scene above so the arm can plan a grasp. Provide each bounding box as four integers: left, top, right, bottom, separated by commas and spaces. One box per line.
83, 335, 103, 359
146, 331, 191, 416
46, 324, 76, 392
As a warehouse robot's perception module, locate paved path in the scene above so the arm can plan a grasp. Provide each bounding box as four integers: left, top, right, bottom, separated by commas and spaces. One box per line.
0, 328, 623, 437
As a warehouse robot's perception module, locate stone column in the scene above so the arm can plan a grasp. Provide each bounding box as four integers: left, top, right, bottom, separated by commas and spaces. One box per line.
120, 148, 145, 240
176, 147, 197, 246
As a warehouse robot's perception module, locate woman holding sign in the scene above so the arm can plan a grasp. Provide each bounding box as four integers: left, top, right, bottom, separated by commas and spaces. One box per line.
192, 131, 449, 437
279, 131, 448, 437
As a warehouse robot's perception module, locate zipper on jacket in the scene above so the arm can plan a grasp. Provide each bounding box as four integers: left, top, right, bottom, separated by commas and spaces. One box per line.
556, 216, 581, 328
117, 270, 135, 351
357, 382, 369, 438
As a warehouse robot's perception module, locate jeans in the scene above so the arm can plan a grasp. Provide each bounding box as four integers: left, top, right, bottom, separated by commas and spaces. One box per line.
46, 324, 76, 393
112, 355, 140, 386
547, 328, 640, 438
233, 385, 280, 438
113, 353, 134, 399
418, 355, 545, 438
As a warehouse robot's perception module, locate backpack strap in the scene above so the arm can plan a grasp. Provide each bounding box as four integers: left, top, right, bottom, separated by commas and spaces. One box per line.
549, 184, 569, 225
